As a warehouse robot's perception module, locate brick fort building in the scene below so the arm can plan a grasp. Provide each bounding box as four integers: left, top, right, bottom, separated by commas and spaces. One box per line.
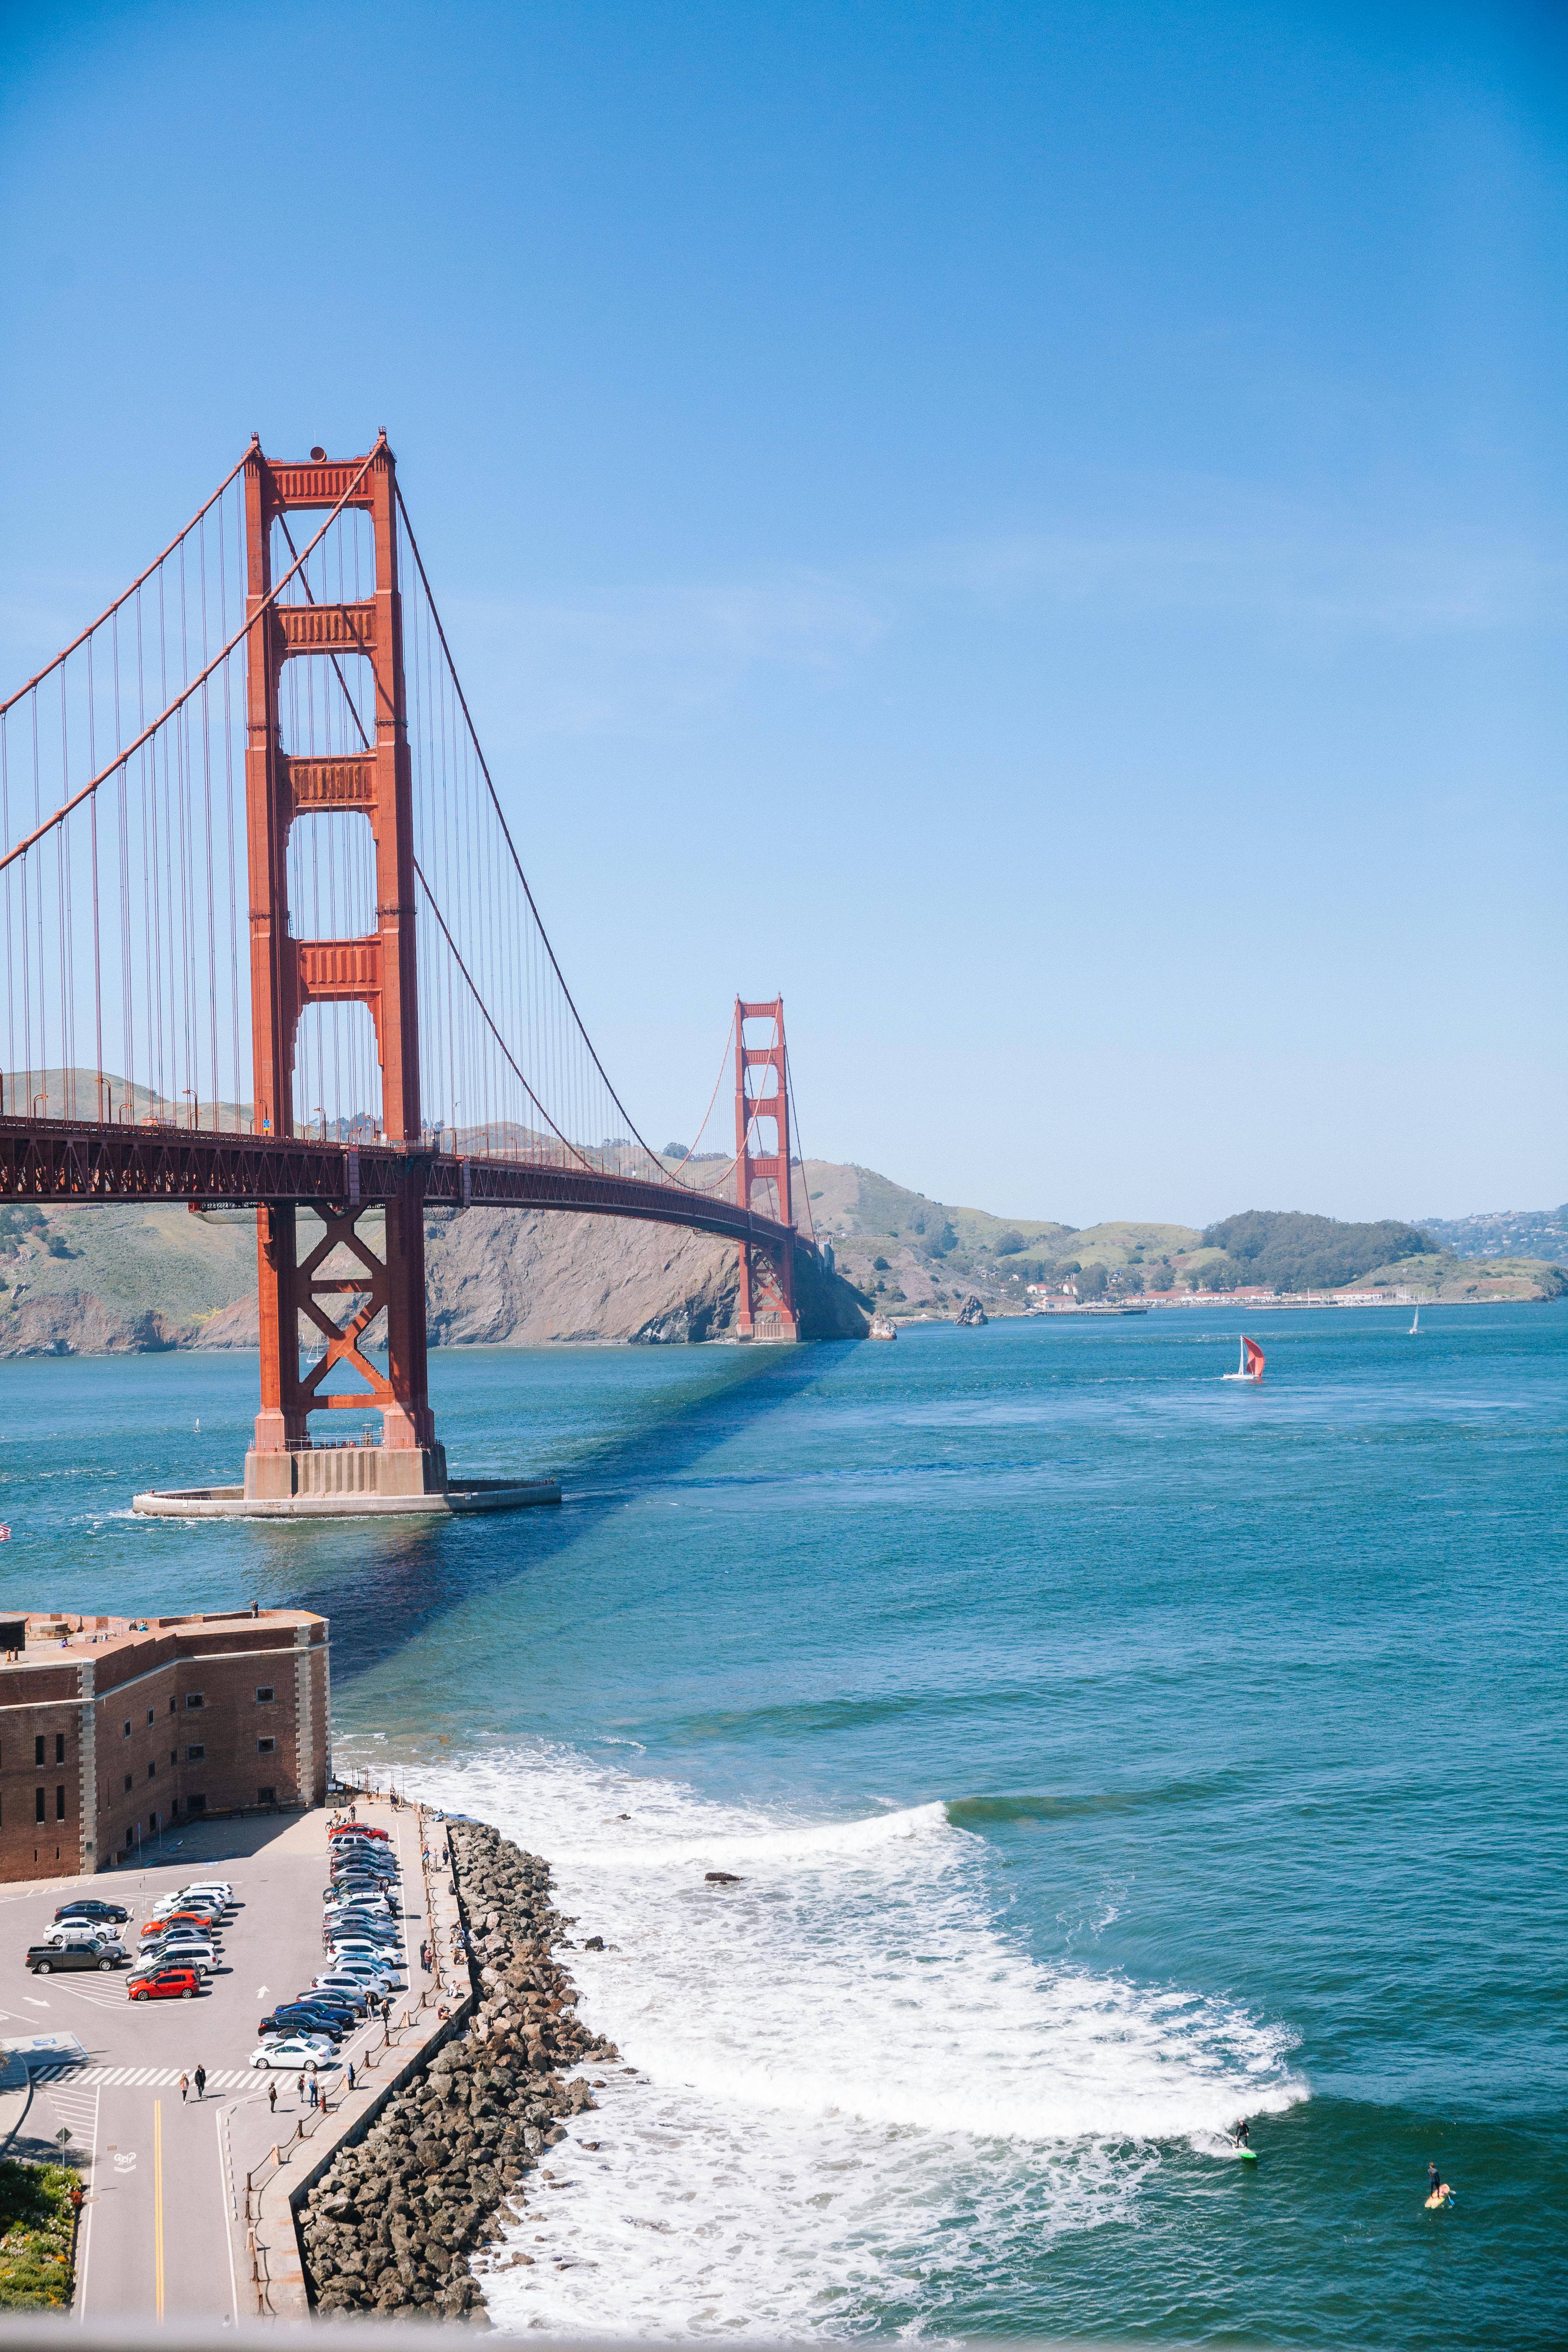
0, 1608, 330, 1879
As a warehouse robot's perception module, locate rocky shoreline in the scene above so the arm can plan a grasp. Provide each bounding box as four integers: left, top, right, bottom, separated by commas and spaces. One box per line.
300, 1821, 615, 2324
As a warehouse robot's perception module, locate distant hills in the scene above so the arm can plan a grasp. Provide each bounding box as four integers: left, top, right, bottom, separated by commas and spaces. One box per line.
810, 1171, 1566, 1310
1414, 1206, 1568, 1266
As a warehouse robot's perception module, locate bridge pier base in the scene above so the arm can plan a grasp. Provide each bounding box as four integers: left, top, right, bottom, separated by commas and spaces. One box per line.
242, 1441, 450, 1504
132, 1462, 560, 1519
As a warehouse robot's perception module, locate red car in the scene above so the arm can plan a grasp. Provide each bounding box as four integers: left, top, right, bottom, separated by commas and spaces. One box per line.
128, 1964, 199, 2001
139, 1910, 220, 1939
329, 1824, 389, 1843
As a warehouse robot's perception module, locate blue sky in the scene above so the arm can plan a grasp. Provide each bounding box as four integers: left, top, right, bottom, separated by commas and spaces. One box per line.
2, 0, 1564, 1223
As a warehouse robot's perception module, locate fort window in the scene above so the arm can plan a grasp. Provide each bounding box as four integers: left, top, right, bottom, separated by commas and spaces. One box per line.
34, 1789, 44, 1823
146, 1760, 156, 1780
186, 1745, 206, 1763
258, 1785, 276, 1805
256, 1687, 274, 1703
168, 1698, 176, 1714
55, 1786, 64, 1820
33, 1736, 44, 1766
146, 1708, 154, 1725
188, 1794, 206, 1813
257, 1737, 276, 1755
54, 1733, 64, 1764
122, 1774, 132, 1793
185, 1694, 204, 1710
122, 1720, 131, 1738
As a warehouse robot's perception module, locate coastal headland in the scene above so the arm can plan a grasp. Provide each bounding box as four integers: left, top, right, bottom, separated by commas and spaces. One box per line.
0, 1178, 1557, 1361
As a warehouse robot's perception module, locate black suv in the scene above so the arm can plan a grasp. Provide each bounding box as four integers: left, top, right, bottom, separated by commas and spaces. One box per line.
27, 1942, 117, 1974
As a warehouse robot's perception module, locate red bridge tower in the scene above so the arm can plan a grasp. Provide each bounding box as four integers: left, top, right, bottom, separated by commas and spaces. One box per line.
733, 996, 799, 1343
242, 436, 444, 1503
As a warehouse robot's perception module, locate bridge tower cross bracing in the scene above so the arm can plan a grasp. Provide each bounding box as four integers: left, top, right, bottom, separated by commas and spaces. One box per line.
242, 436, 444, 1502
733, 996, 799, 1343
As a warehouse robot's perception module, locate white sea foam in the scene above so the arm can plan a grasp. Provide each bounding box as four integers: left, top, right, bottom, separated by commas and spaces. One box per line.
384, 1743, 1305, 2338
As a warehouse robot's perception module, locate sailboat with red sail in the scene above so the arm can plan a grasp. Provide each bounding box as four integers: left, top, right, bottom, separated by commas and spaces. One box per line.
1222, 1336, 1265, 1382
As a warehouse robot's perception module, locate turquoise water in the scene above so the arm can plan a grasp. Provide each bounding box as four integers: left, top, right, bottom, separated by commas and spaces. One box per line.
1, 1304, 1563, 2344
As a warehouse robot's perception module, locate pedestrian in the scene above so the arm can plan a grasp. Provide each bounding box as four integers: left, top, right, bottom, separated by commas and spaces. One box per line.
178, 2071, 190, 2104
346, 2060, 356, 2092
297, 2073, 306, 2103
268, 2080, 277, 2115
308, 2076, 318, 2111
193, 2063, 206, 2102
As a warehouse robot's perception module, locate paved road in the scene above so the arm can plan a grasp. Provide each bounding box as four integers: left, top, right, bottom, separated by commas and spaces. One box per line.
0, 1798, 433, 2321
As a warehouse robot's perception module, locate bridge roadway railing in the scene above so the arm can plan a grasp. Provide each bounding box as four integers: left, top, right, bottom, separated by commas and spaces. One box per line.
0, 1116, 809, 1256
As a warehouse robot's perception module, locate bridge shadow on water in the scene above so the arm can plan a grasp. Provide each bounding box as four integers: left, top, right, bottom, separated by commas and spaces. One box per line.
270, 1342, 851, 1690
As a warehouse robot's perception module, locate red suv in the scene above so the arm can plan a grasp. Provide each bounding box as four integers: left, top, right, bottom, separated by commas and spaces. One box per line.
128, 1964, 200, 2001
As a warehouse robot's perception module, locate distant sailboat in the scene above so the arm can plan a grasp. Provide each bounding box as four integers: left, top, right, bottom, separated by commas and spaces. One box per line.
1409, 1308, 1420, 1335
1222, 1335, 1265, 1382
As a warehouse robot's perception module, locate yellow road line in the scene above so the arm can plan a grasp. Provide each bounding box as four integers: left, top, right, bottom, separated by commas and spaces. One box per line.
152, 2097, 164, 2319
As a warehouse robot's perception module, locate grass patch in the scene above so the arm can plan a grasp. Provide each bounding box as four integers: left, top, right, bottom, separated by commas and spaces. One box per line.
0, 2160, 76, 2308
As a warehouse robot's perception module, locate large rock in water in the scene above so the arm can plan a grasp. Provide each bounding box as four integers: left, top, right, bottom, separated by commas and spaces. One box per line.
953, 1294, 988, 1326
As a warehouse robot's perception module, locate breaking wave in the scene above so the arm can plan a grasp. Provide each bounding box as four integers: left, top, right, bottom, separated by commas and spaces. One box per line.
392, 1743, 1305, 2337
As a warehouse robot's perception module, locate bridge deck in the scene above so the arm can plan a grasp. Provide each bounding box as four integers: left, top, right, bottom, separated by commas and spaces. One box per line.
0, 1117, 806, 1256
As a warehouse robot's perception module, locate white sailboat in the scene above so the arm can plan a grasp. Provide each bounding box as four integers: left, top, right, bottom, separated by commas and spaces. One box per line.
1409, 1307, 1420, 1334
1221, 1335, 1265, 1382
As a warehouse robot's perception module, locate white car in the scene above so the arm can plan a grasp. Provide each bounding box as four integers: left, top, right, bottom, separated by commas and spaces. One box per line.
139, 1943, 216, 1976
327, 1942, 405, 1977
312, 1973, 376, 2007
250, 2034, 341, 2073
325, 1921, 404, 1950
324, 1957, 402, 1994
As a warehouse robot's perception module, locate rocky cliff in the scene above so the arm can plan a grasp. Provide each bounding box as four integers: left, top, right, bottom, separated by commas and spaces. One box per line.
0, 1199, 868, 1355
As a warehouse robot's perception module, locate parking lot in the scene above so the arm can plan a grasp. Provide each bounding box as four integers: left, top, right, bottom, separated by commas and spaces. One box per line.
0, 1797, 433, 2321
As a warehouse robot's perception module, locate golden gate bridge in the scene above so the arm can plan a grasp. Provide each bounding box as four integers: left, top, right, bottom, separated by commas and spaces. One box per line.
0, 435, 816, 1512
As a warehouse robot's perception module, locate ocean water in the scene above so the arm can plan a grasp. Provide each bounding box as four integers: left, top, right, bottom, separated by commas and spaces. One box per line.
1, 1303, 1563, 2346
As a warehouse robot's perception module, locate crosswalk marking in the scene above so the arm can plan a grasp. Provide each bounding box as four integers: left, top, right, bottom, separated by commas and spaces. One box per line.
30, 2063, 268, 2089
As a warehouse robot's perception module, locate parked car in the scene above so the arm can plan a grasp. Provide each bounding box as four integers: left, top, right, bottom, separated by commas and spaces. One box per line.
309, 1976, 371, 2014
178, 1881, 234, 1903
45, 1926, 127, 1957
260, 2014, 345, 2044
143, 1911, 222, 1941
314, 1970, 387, 2005
26, 1942, 117, 1974
294, 1998, 361, 2029
329, 1822, 390, 1841
249, 2035, 340, 2072
324, 1909, 401, 1938
128, 1964, 201, 2000
54, 1898, 129, 1926
327, 1943, 403, 1973
137, 1942, 215, 1976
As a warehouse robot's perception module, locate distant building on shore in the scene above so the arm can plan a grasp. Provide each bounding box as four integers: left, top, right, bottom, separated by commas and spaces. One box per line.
0, 1608, 330, 1880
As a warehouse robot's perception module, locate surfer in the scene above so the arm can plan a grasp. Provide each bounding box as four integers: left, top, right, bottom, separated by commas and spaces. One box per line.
1232, 2119, 1250, 2149
1428, 2162, 1439, 2200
